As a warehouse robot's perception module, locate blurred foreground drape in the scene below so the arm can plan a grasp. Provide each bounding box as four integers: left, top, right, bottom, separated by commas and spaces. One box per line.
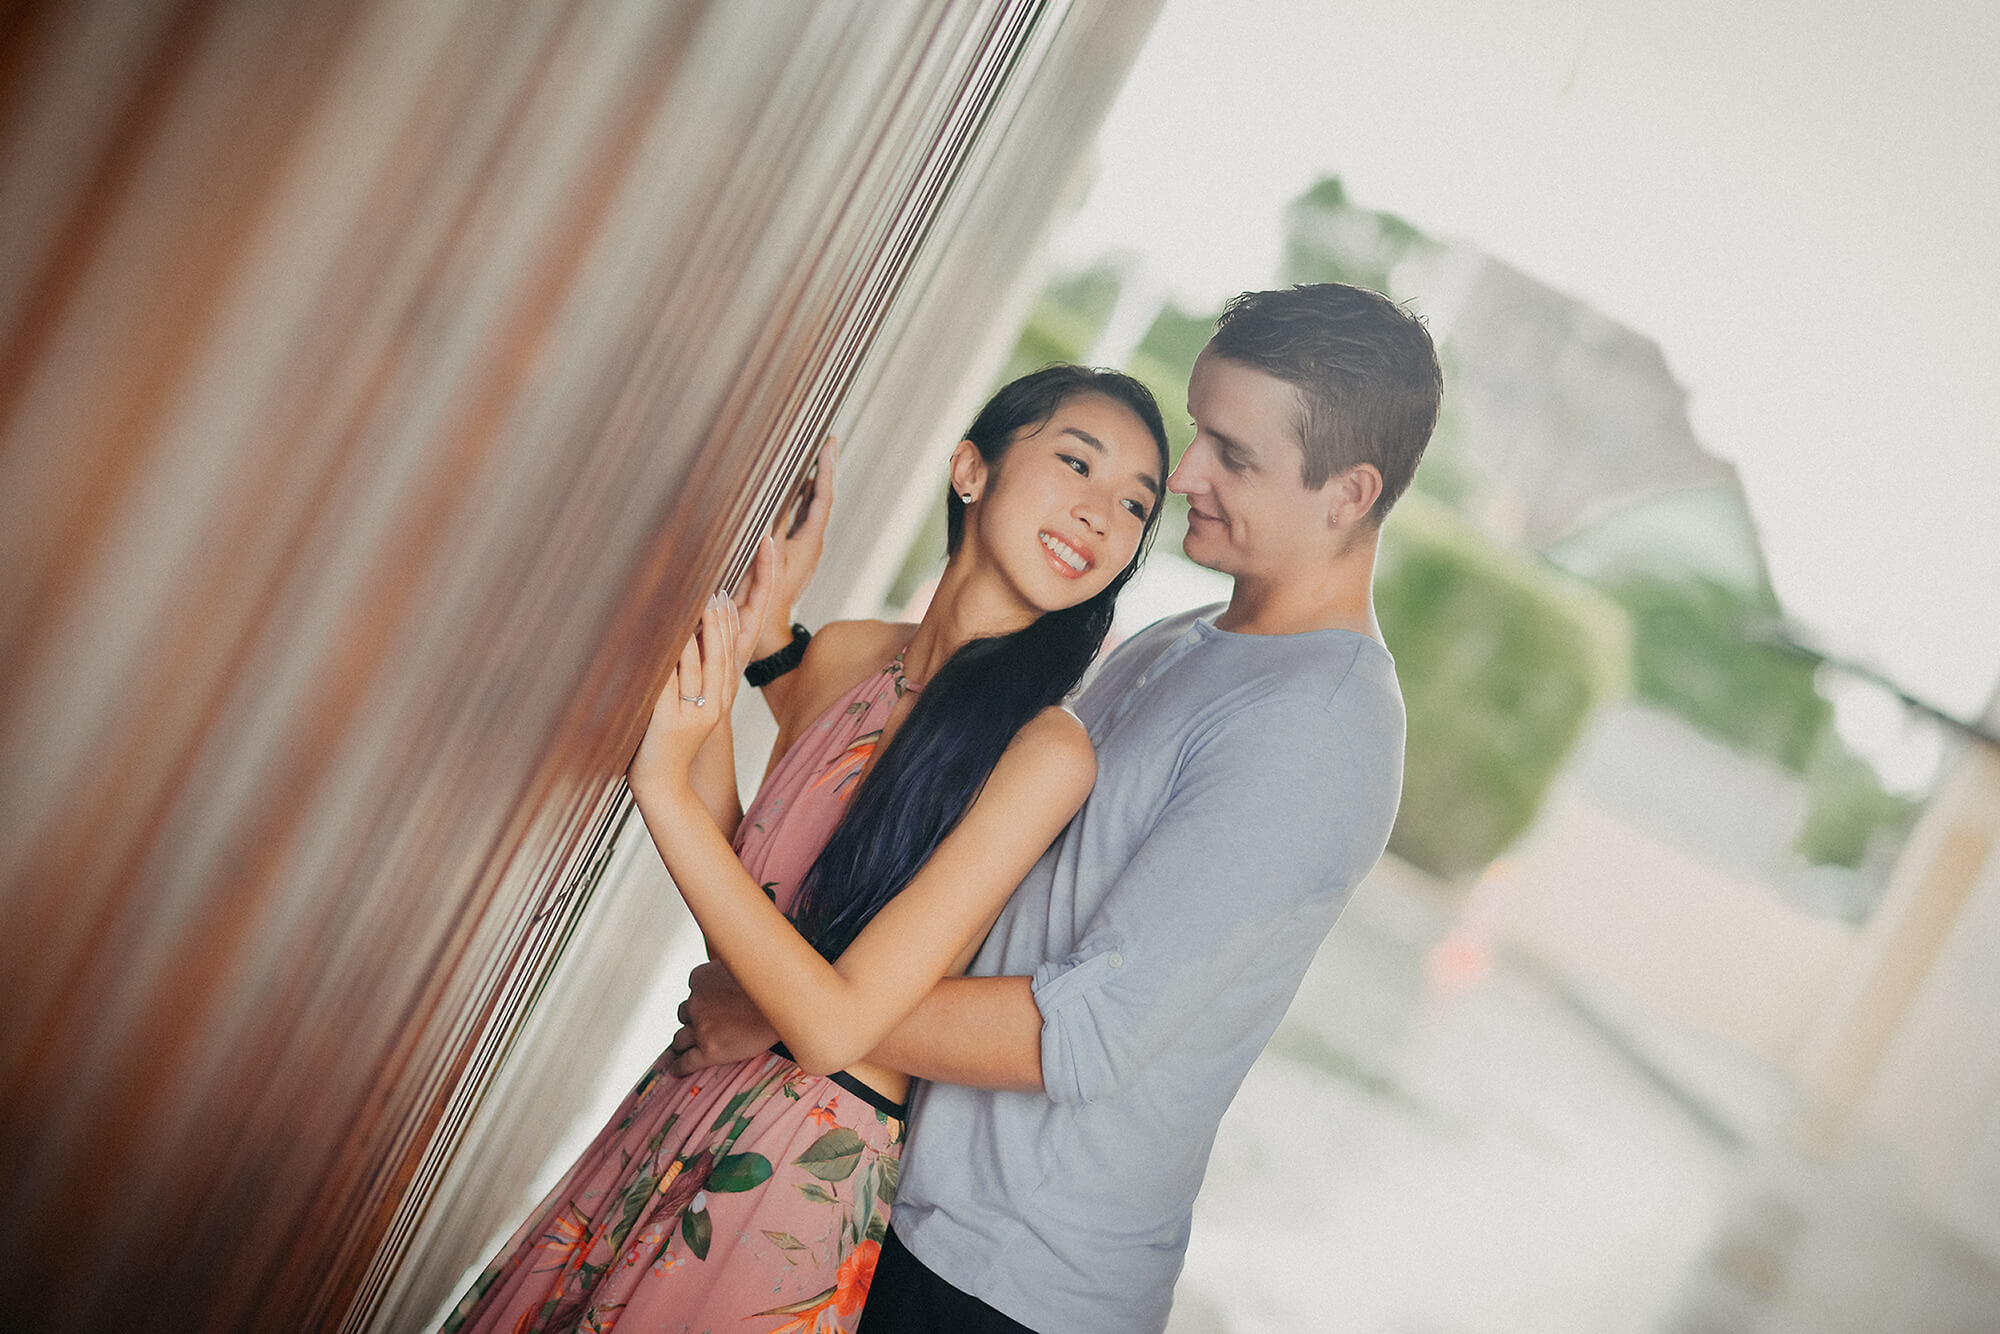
0, 2, 1161, 1330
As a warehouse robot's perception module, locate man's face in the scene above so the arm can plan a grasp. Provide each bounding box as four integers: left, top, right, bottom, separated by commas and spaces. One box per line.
1169, 349, 1332, 580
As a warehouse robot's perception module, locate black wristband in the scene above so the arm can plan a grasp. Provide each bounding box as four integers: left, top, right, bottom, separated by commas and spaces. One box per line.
744, 623, 811, 687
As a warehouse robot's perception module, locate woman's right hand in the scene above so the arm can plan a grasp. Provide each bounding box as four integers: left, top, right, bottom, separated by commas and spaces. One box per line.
631, 595, 741, 792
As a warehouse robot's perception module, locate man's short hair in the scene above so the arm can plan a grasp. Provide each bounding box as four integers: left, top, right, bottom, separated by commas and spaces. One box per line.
1208, 284, 1442, 524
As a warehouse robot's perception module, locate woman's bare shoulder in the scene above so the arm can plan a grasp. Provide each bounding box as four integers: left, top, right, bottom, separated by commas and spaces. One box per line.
1007, 705, 1097, 781
952, 705, 1096, 836
771, 619, 914, 736
798, 619, 914, 682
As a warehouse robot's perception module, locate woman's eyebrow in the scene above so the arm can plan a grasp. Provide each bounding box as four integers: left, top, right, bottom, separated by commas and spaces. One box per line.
1061, 425, 1158, 494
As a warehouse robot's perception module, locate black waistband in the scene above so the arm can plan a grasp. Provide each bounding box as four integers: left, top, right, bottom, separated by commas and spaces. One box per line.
769, 1042, 907, 1119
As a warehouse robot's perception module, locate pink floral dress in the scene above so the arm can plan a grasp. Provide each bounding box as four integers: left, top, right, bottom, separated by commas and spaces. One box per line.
442, 654, 916, 1334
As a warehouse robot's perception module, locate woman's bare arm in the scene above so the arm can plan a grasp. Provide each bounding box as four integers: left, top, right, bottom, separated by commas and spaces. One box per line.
633, 659, 1094, 1077
669, 964, 1044, 1091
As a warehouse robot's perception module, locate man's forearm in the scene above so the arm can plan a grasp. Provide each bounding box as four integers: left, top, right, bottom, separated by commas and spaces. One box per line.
869, 975, 1044, 1091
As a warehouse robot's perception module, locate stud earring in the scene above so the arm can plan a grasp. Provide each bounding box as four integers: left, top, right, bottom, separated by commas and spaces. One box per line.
960, 492, 974, 503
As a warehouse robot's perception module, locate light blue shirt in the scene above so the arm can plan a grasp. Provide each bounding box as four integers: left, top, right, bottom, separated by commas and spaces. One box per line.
890, 605, 1406, 1333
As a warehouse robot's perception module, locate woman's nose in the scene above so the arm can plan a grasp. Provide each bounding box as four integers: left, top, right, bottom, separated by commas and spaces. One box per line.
1075, 494, 1108, 534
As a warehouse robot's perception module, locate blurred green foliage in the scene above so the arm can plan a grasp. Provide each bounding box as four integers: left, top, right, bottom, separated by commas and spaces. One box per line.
1406, 349, 1475, 511
1281, 175, 1439, 294
1605, 574, 1825, 771
1132, 301, 1213, 420
1127, 300, 1216, 558
1281, 178, 1476, 513
997, 261, 1122, 385
1602, 573, 1916, 869
1377, 494, 1630, 880
893, 169, 1921, 884
1797, 738, 1919, 870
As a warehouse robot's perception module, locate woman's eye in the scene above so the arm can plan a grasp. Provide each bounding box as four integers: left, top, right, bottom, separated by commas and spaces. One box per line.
1058, 453, 1088, 476
1123, 498, 1151, 520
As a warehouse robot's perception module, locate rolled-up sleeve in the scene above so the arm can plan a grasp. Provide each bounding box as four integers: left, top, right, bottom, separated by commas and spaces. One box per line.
1029, 697, 1387, 1106
1031, 941, 1130, 1104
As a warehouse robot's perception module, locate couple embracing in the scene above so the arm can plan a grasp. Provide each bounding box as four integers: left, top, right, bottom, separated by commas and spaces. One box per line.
443, 282, 1442, 1334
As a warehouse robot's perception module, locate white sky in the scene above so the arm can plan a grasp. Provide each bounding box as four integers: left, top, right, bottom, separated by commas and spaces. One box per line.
1048, 0, 2000, 727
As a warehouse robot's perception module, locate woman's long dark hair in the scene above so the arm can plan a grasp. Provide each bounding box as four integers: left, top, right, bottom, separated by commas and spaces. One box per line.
790, 365, 1170, 960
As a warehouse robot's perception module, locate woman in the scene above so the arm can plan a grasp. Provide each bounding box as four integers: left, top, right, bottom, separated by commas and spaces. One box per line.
442, 365, 1169, 1334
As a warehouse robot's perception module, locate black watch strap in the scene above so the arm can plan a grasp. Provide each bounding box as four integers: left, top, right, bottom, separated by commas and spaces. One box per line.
744, 623, 811, 687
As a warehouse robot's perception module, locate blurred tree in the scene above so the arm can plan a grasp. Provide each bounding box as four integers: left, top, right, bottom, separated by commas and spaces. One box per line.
1281, 176, 1475, 516
893, 182, 1918, 889
1601, 573, 1916, 872
1377, 495, 1630, 880
1127, 300, 1211, 451
1605, 574, 1827, 772
1406, 348, 1475, 511
1121, 298, 1217, 558
1797, 735, 1919, 872
1132, 301, 1213, 390
1045, 262, 1126, 331
997, 260, 1123, 385
1281, 175, 1439, 295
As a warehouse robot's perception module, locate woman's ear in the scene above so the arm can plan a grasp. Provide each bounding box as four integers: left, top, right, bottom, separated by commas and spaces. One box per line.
1328, 463, 1383, 528
948, 440, 987, 505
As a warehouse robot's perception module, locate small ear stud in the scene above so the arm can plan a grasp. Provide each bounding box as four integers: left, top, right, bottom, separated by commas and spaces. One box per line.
960, 492, 974, 503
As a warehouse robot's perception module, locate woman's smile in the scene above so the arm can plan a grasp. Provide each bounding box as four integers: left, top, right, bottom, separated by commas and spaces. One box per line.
1038, 529, 1096, 578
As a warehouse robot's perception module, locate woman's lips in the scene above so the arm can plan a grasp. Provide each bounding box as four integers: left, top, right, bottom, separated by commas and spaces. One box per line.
1039, 530, 1095, 578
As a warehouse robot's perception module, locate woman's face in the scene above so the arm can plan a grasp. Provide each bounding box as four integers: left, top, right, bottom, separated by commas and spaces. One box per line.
955, 392, 1164, 614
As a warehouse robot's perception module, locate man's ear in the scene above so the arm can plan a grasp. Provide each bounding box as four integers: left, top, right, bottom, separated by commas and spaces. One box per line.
948, 440, 988, 503
1328, 463, 1383, 527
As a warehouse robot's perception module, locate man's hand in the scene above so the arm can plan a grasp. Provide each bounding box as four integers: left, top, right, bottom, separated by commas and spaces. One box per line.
743, 437, 836, 662
666, 961, 779, 1076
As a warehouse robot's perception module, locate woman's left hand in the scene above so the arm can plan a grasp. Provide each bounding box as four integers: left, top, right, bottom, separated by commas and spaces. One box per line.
633, 594, 743, 788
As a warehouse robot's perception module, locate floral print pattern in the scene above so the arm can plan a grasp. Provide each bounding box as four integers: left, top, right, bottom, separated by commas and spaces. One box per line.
441, 1054, 900, 1334
442, 649, 919, 1334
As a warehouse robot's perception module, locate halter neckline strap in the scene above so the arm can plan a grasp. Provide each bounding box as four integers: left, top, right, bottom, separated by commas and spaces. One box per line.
890, 647, 922, 698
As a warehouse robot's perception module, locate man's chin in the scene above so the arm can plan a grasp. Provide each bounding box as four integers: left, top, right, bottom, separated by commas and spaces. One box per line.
1180, 531, 1230, 574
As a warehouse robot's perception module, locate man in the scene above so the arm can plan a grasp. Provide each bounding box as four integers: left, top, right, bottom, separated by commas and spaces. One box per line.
679, 283, 1441, 1332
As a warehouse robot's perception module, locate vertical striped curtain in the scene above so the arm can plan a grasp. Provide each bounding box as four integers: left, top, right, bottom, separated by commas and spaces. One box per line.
0, 2, 1161, 1329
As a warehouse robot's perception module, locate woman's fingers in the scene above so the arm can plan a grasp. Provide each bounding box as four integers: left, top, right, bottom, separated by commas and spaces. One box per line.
699, 597, 727, 709
765, 435, 836, 614
796, 436, 836, 544
734, 537, 775, 657
721, 596, 742, 675
677, 618, 702, 702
